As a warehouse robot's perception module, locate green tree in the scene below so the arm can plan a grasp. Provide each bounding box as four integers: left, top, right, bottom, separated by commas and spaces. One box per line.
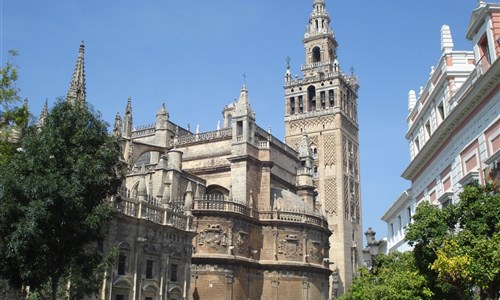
406, 184, 500, 300
405, 201, 462, 299
340, 251, 433, 300
0, 100, 122, 300
0, 50, 30, 163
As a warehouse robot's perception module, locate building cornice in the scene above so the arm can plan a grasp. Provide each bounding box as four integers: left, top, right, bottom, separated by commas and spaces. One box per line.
466, 3, 500, 40
381, 189, 411, 222
402, 58, 500, 181
406, 51, 474, 139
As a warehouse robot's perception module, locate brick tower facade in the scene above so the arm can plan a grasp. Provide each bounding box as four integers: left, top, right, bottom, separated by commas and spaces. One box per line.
284, 0, 363, 296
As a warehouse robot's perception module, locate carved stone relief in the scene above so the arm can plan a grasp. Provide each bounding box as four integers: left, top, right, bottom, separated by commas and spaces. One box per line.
198, 224, 228, 249
308, 240, 322, 262
278, 234, 303, 258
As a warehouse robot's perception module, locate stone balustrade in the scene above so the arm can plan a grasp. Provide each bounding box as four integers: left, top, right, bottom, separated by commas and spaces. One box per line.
115, 191, 327, 229
114, 188, 191, 231
132, 124, 156, 138
177, 128, 232, 145
258, 208, 327, 227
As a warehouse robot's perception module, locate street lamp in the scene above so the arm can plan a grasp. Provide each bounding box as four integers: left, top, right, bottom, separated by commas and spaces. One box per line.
363, 228, 381, 269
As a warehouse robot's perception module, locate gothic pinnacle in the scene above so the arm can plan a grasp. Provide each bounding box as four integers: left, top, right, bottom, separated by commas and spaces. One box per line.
66, 41, 86, 104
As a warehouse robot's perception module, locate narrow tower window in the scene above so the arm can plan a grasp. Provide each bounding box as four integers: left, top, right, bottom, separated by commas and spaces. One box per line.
308, 86, 316, 111
236, 121, 243, 136
118, 254, 126, 275
146, 260, 153, 279
312, 47, 321, 63
320, 91, 326, 109
329, 90, 334, 106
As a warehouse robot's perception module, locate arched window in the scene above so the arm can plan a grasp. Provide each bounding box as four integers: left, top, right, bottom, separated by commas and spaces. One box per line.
312, 47, 321, 63
206, 185, 229, 200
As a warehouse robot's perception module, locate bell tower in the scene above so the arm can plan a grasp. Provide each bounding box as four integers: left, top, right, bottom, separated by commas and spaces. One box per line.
284, 0, 362, 296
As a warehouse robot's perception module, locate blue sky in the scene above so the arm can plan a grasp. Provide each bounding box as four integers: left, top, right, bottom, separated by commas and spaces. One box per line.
2, 0, 480, 239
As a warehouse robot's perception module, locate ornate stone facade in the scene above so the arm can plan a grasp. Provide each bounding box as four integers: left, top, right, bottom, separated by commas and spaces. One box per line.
110, 79, 332, 299
284, 0, 363, 296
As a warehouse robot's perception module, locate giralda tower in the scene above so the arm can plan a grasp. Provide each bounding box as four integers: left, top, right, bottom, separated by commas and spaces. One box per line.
284, 0, 362, 296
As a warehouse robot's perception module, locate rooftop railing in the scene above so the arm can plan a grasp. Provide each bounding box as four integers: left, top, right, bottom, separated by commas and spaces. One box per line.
114, 187, 191, 231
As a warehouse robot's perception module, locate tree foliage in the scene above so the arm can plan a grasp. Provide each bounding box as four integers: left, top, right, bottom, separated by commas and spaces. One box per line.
0, 100, 122, 300
0, 50, 30, 163
340, 251, 432, 300
406, 184, 500, 300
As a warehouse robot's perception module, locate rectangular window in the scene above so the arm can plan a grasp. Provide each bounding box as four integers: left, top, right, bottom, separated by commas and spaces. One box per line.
465, 155, 477, 173
145, 297, 152, 300
407, 207, 411, 223
398, 215, 402, 231
329, 90, 334, 106
425, 121, 431, 141
298, 96, 303, 113
415, 137, 420, 152
430, 191, 436, 202
171, 264, 178, 282
390, 223, 394, 237
437, 102, 445, 123
146, 260, 153, 279
290, 97, 295, 114
118, 254, 126, 275
236, 121, 243, 136
116, 295, 125, 300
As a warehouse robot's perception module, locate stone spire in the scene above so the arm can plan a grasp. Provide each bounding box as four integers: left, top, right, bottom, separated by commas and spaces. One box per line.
66, 41, 86, 104
38, 99, 49, 128
441, 25, 454, 54
234, 83, 255, 118
123, 97, 133, 138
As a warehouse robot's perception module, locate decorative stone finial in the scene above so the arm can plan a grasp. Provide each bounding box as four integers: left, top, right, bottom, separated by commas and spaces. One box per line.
441, 25, 454, 54
408, 90, 417, 112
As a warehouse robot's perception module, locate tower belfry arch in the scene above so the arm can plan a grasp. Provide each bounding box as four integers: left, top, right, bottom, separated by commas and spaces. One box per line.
284, 0, 362, 296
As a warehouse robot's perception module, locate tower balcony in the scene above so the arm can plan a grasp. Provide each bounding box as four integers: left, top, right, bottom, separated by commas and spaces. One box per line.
301, 59, 334, 72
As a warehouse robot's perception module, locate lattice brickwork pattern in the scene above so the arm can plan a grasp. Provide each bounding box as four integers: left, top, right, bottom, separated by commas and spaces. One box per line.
342, 136, 347, 170
323, 133, 336, 166
289, 116, 335, 130
344, 175, 349, 219
309, 135, 319, 148
287, 137, 302, 151
324, 178, 337, 214
341, 115, 358, 138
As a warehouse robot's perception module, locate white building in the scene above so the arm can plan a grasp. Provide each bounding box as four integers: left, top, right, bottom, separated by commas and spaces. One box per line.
381, 190, 413, 253
382, 2, 500, 253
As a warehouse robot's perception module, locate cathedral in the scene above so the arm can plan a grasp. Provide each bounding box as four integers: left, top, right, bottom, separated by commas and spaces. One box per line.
53, 0, 363, 299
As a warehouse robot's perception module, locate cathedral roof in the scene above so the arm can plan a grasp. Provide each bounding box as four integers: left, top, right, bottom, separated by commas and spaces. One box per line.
271, 187, 314, 213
